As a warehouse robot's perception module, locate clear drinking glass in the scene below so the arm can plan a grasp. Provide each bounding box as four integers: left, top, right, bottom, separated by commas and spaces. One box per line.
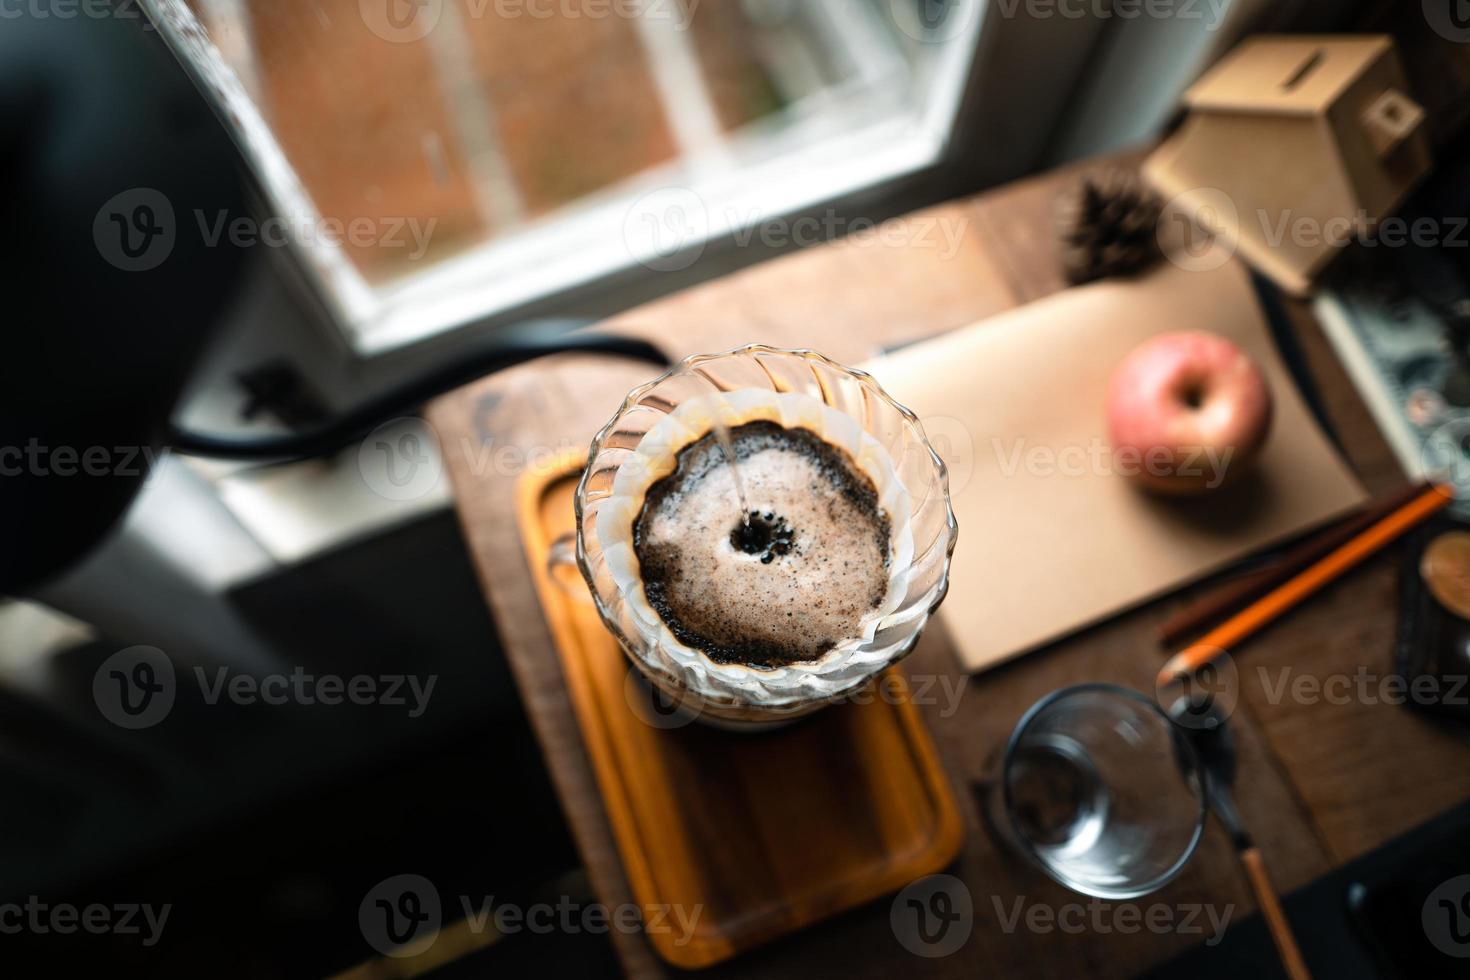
978, 684, 1207, 899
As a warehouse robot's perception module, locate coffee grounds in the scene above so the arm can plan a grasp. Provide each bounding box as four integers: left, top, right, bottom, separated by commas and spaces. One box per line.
634, 421, 892, 668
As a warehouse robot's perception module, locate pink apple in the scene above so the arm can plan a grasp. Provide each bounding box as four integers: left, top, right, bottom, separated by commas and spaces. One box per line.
1106, 330, 1273, 495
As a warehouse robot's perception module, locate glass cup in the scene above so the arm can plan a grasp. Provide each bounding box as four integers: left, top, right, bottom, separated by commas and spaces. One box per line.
978, 684, 1207, 899
574, 345, 958, 729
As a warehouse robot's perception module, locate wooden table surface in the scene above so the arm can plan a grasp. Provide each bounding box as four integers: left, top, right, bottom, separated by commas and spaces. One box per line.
426, 154, 1470, 978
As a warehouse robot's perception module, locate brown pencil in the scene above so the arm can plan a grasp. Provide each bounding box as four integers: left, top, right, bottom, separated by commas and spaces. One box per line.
1157, 480, 1431, 647
1157, 483, 1455, 687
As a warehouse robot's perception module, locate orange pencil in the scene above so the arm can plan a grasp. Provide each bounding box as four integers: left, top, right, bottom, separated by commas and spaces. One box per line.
1158, 483, 1456, 687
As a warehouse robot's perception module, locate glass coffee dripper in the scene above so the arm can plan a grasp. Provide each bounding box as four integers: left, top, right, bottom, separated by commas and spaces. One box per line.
574, 345, 958, 729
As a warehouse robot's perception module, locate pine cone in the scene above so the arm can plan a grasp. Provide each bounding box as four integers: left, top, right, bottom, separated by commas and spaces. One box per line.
1055, 171, 1163, 285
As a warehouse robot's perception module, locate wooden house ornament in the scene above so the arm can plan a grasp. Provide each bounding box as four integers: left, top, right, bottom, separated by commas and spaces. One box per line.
1145, 35, 1432, 295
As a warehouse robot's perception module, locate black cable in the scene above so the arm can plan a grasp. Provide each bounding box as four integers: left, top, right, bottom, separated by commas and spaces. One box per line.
167, 324, 671, 461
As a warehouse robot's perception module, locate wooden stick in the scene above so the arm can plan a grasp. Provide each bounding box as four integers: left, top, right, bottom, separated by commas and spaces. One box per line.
1157, 483, 1455, 686
1239, 846, 1312, 980
1157, 481, 1431, 647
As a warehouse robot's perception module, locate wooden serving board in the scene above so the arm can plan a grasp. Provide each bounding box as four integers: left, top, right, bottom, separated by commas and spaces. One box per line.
517, 454, 965, 969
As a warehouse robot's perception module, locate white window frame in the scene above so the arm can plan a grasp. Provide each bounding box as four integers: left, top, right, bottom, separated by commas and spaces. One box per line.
142, 0, 999, 354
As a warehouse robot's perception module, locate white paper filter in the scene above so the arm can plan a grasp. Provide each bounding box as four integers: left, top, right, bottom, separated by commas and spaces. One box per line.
595, 390, 916, 707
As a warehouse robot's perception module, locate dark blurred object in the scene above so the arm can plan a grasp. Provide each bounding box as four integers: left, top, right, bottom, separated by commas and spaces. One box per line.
1308, 134, 1470, 509
0, 510, 593, 978
1139, 799, 1470, 979
0, 13, 671, 594
235, 360, 332, 430
1393, 516, 1470, 722
1372, 128, 1470, 391
166, 325, 669, 461
1345, 831, 1470, 978
1358, 0, 1470, 358
1053, 169, 1161, 285
0, 12, 250, 593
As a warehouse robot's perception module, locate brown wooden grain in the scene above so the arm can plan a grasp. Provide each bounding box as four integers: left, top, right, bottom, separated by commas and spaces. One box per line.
427, 153, 1470, 977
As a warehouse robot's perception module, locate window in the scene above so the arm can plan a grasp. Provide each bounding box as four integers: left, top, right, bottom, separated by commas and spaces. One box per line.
146, 0, 984, 351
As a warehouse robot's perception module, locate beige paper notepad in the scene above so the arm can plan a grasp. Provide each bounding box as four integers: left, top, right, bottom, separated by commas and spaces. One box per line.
869, 262, 1367, 674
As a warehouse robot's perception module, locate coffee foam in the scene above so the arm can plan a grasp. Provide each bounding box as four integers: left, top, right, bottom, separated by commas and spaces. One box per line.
595, 390, 915, 707
635, 421, 893, 667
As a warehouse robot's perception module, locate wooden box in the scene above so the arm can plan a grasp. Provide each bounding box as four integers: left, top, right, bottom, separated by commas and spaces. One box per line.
1145, 35, 1432, 295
